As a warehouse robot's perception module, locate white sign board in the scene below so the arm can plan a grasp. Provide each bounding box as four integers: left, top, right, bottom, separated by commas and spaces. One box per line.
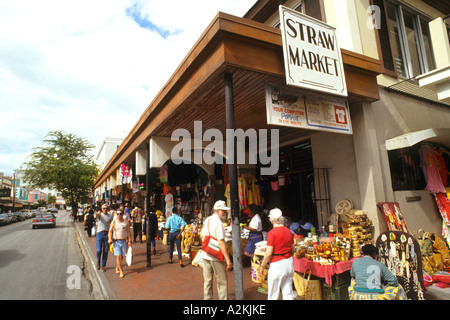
279, 5, 347, 96
266, 84, 352, 134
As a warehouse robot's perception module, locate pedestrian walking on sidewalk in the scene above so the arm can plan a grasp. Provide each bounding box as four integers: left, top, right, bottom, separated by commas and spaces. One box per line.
259, 208, 295, 300
108, 209, 132, 278
166, 207, 187, 267
95, 204, 114, 272
131, 205, 143, 243
85, 207, 96, 237
200, 200, 233, 300
145, 207, 158, 255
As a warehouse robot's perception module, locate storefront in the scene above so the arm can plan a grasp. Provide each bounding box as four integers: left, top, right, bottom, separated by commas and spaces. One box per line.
91, 8, 386, 300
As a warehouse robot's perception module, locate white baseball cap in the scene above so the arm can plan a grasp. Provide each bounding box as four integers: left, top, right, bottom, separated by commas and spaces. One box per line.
214, 200, 230, 211
269, 208, 282, 219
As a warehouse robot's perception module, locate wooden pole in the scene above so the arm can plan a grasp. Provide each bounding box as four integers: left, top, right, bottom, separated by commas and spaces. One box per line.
225, 72, 244, 300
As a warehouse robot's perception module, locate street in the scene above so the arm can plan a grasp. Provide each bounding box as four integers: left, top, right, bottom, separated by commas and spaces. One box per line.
0, 210, 98, 300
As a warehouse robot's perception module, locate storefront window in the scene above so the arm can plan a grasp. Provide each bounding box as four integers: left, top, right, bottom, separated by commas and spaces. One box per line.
388, 145, 426, 191
384, 1, 436, 78
385, 1, 407, 78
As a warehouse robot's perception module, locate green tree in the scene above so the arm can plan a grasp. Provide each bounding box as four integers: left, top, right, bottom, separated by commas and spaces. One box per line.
23, 131, 100, 221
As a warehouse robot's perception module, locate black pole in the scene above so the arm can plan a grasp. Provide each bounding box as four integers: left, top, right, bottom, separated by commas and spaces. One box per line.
146, 146, 152, 267
224, 72, 244, 300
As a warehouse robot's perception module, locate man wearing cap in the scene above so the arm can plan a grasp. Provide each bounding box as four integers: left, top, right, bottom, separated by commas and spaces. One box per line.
259, 208, 295, 300
201, 200, 233, 300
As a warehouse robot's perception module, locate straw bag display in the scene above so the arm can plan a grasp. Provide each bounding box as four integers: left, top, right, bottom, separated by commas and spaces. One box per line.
293, 269, 322, 300
418, 229, 450, 273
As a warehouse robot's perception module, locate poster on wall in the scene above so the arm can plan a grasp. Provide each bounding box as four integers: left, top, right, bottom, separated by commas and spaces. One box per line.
265, 83, 352, 134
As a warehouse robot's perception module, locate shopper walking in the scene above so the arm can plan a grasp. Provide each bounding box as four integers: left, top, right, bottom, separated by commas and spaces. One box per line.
200, 200, 233, 300
148, 207, 158, 255
165, 207, 187, 267
259, 208, 295, 300
85, 207, 96, 237
108, 209, 132, 278
131, 205, 143, 243
95, 204, 114, 272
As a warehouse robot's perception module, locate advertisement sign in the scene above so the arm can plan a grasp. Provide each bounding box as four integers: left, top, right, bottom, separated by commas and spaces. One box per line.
279, 5, 347, 96
265, 83, 352, 134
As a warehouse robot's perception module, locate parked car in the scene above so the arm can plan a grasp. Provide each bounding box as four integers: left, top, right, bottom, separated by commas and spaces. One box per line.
7, 213, 17, 223
32, 214, 56, 229
0, 213, 12, 225
30, 210, 38, 217
12, 212, 26, 222
21, 210, 32, 219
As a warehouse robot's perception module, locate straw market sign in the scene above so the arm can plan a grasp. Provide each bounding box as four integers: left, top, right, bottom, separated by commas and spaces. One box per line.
279, 5, 347, 96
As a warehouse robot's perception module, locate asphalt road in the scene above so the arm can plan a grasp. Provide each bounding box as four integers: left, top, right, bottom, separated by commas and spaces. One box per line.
0, 210, 97, 300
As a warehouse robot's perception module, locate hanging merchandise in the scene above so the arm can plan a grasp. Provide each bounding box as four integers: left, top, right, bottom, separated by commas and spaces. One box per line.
165, 192, 174, 218
238, 174, 247, 210
376, 231, 425, 300
420, 144, 446, 194
159, 164, 168, 184
377, 202, 409, 233
443, 220, 450, 247
121, 163, 132, 184
432, 193, 450, 226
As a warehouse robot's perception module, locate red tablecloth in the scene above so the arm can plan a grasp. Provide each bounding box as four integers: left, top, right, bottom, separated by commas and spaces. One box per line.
293, 257, 355, 286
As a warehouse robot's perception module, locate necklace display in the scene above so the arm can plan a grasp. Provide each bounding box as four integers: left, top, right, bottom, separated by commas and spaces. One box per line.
376, 231, 425, 300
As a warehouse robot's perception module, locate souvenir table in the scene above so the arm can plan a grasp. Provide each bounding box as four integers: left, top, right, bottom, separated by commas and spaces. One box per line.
293, 257, 355, 287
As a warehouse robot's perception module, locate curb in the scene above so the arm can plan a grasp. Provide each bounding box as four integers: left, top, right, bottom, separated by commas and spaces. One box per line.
73, 221, 116, 300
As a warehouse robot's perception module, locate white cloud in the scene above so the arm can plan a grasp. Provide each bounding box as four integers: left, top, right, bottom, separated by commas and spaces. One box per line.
0, 0, 257, 176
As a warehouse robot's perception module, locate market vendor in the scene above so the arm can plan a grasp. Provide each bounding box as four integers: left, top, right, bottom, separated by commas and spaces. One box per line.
349, 244, 406, 300
243, 204, 263, 258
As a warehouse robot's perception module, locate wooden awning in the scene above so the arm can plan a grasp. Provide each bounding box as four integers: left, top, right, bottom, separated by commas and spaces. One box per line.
94, 12, 383, 189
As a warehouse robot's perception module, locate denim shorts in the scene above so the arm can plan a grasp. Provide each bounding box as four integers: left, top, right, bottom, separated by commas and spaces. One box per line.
113, 239, 127, 256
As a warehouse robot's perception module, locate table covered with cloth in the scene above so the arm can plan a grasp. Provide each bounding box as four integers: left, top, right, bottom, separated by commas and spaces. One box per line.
293, 257, 355, 286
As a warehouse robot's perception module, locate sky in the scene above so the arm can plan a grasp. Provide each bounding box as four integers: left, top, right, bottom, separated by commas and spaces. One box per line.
0, 0, 258, 176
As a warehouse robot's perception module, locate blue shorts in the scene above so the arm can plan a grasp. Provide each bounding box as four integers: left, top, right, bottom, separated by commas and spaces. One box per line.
113, 239, 127, 256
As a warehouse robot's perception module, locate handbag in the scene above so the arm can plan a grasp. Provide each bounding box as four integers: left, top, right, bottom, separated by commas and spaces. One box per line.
303, 269, 322, 300
293, 271, 306, 297
430, 232, 450, 268
201, 218, 224, 261
91, 226, 96, 236
162, 230, 168, 246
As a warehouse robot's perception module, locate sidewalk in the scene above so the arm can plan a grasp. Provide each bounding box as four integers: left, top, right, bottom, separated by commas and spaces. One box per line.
74, 221, 266, 300
74, 220, 450, 301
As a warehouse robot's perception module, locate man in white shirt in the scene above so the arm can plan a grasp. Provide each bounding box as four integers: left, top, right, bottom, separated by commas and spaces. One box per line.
201, 200, 233, 300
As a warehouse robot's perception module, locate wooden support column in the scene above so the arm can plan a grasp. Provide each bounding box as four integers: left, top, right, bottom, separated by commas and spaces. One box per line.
146, 144, 152, 267
225, 72, 244, 300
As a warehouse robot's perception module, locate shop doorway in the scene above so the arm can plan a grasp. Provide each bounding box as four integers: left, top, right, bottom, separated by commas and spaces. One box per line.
262, 140, 317, 226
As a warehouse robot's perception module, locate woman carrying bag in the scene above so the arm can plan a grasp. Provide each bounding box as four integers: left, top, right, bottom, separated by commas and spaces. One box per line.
259, 208, 295, 300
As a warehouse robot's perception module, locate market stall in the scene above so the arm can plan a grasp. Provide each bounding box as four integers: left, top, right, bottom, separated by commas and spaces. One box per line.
288, 201, 375, 300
